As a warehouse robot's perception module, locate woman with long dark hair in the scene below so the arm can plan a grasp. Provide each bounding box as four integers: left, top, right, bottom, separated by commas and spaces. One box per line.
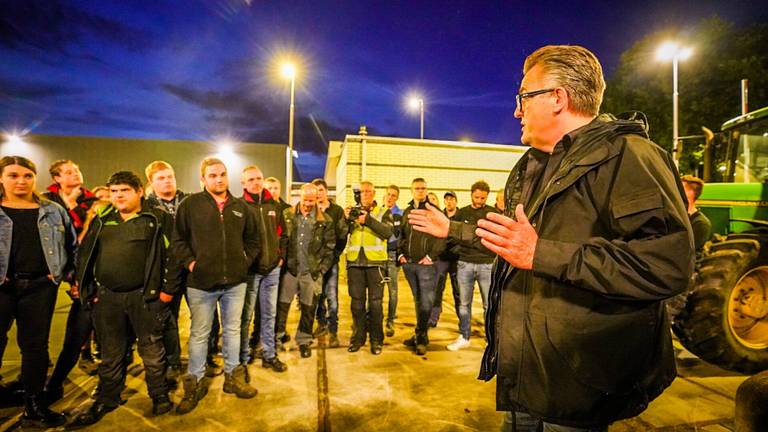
0, 156, 75, 428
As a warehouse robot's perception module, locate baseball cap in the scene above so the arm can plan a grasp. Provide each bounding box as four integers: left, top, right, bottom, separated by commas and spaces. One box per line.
444, 191, 457, 199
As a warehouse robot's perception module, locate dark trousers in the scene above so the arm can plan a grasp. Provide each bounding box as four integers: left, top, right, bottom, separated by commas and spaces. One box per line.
432, 259, 459, 321
402, 263, 437, 343
0, 278, 58, 395
48, 299, 94, 389
92, 287, 168, 407
162, 286, 185, 367
208, 308, 221, 359
347, 266, 385, 346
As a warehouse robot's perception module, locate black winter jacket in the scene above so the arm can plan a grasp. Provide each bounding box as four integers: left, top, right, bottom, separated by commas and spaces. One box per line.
453, 204, 498, 264
172, 191, 259, 290
322, 202, 348, 260
243, 189, 288, 275
452, 115, 694, 428
283, 205, 336, 279
399, 199, 445, 262
77, 201, 181, 305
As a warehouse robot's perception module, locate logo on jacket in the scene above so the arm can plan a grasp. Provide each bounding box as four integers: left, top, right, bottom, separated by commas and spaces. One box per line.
268, 210, 276, 216
232, 210, 243, 218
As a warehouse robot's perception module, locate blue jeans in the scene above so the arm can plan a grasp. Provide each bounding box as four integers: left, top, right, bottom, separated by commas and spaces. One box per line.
316, 262, 339, 334
240, 266, 281, 362
456, 261, 492, 339
186, 283, 246, 380
386, 251, 399, 323
402, 263, 437, 341
501, 412, 608, 432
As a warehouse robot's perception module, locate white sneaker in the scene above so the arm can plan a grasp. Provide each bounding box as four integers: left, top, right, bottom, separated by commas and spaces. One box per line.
446, 336, 470, 351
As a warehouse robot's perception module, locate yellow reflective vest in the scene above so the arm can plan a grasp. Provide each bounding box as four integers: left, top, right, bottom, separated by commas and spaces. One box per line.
346, 205, 388, 262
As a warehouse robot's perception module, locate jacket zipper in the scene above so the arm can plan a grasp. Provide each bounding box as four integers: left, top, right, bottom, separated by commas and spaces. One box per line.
220, 205, 228, 283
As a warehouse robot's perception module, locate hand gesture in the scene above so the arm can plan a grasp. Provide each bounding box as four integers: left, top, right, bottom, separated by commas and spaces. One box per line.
408, 203, 449, 238
476, 204, 537, 270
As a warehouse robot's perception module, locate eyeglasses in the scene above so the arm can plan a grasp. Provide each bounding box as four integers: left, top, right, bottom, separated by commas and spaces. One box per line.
515, 88, 556, 112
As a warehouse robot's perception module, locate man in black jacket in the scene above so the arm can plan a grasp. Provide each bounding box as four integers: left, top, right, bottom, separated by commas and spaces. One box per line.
311, 178, 347, 347
409, 45, 694, 431
240, 166, 288, 372
277, 183, 335, 359
398, 178, 445, 356
144, 160, 189, 380
382, 185, 402, 337
430, 190, 460, 328
72, 171, 179, 426
173, 158, 259, 415
447, 180, 499, 351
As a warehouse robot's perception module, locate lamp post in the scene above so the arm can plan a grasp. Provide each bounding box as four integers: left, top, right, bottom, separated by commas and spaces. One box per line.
281, 63, 296, 193
656, 42, 693, 166
407, 96, 424, 139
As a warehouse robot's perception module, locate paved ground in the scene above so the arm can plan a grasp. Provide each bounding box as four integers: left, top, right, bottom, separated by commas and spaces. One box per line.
0, 274, 748, 431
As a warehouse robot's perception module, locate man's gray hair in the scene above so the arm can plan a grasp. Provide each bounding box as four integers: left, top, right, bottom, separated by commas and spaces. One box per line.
523, 45, 606, 117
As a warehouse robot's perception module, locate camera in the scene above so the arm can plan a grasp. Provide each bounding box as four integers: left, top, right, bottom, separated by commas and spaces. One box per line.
348, 187, 364, 219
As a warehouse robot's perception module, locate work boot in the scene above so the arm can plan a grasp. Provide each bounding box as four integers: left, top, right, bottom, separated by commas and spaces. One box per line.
403, 335, 417, 348
385, 321, 395, 337
78, 354, 99, 376
262, 356, 288, 373
22, 395, 66, 428
176, 374, 208, 415
71, 401, 115, 427
299, 344, 312, 358
248, 345, 264, 364
151, 394, 173, 416
223, 365, 258, 399
313, 324, 328, 337
329, 333, 340, 348
205, 356, 223, 377
41, 384, 63, 406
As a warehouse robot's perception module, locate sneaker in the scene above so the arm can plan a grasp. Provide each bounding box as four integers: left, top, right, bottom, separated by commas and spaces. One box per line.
262, 357, 288, 372
385, 321, 395, 337
223, 365, 258, 399
328, 333, 340, 348
446, 336, 471, 351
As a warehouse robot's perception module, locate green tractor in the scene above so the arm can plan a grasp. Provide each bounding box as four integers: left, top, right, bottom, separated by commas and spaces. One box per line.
673, 105, 768, 374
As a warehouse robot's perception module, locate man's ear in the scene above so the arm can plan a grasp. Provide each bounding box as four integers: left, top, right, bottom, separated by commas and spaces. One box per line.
552, 87, 568, 114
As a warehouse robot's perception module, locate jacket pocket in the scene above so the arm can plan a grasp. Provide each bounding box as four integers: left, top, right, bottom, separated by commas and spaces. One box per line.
542, 307, 657, 394
611, 190, 667, 236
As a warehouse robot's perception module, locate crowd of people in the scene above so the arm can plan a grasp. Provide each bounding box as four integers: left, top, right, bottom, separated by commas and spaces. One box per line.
1, 44, 707, 431
0, 152, 502, 428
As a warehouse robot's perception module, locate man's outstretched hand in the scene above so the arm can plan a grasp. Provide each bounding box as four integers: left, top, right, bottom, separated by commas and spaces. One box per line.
408, 203, 449, 238
476, 204, 537, 270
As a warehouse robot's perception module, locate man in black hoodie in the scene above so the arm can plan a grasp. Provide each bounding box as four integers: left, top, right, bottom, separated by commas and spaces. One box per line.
398, 178, 444, 356
173, 158, 259, 414
239, 166, 288, 372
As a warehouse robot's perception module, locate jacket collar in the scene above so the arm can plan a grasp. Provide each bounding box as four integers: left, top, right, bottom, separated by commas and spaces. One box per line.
242, 188, 274, 204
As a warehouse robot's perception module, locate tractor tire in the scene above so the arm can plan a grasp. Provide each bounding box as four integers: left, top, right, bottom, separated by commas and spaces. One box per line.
673, 237, 768, 374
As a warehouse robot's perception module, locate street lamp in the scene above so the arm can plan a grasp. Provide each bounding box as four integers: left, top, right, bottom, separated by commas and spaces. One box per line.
281, 62, 296, 192
407, 96, 424, 139
656, 41, 693, 166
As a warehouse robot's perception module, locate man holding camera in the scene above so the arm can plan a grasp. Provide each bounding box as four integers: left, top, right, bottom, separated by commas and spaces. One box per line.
345, 182, 393, 355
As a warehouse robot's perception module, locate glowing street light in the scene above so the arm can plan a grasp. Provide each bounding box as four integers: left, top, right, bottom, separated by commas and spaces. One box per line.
657, 41, 693, 166
406, 95, 424, 139
281, 61, 297, 191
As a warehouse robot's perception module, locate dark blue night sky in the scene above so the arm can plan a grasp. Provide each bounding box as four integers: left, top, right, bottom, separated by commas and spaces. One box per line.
1, 0, 766, 180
